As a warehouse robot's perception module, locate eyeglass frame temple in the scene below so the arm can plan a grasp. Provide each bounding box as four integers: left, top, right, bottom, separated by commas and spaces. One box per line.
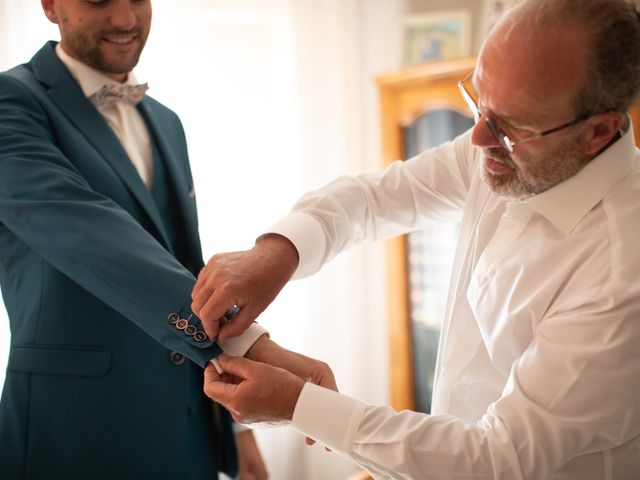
457, 75, 515, 152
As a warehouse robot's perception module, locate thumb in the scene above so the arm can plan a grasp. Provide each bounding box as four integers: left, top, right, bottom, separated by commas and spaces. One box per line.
218, 308, 258, 342
204, 362, 222, 384
217, 353, 259, 380
203, 362, 238, 404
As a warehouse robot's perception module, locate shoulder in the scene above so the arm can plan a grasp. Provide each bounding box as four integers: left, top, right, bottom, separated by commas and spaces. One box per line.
1, 64, 37, 94
0, 66, 49, 122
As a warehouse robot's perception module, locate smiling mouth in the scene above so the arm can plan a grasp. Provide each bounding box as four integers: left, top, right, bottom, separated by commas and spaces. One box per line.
103, 34, 138, 45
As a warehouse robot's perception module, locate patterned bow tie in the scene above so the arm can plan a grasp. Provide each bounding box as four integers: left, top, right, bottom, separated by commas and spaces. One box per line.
89, 82, 149, 107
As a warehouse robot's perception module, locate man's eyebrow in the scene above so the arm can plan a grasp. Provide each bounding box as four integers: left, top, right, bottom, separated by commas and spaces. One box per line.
472, 79, 535, 129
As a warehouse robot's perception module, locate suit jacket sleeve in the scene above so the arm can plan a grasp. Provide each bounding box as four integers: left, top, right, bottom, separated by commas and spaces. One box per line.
0, 72, 219, 367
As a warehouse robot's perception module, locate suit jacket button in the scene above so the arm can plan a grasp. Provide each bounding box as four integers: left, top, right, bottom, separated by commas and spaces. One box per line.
194, 331, 208, 342
170, 352, 185, 365
176, 319, 189, 330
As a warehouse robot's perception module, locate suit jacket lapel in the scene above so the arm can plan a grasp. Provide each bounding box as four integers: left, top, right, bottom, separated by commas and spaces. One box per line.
138, 100, 202, 264
29, 42, 172, 248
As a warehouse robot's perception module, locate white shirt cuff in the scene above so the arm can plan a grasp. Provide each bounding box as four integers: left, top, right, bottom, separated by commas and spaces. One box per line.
291, 382, 367, 453
232, 422, 251, 434
209, 322, 268, 373
267, 212, 327, 279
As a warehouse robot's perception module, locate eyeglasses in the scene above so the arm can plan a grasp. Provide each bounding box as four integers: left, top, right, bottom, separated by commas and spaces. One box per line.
457, 70, 590, 154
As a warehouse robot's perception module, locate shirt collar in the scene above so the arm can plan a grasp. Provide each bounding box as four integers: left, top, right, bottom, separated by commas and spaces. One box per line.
524, 121, 636, 234
55, 43, 140, 98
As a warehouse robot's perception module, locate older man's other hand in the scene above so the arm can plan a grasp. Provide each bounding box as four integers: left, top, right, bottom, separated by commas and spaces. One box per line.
191, 234, 299, 341
204, 355, 305, 424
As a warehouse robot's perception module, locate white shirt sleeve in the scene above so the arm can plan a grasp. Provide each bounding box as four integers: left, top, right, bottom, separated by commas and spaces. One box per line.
292, 278, 640, 479
209, 323, 268, 373
268, 131, 476, 279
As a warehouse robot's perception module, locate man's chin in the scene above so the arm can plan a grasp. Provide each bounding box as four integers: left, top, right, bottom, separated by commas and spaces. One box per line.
95, 45, 143, 76
482, 168, 523, 199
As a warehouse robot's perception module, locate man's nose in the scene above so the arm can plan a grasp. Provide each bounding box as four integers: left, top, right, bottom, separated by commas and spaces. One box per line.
470, 117, 501, 149
109, 0, 138, 30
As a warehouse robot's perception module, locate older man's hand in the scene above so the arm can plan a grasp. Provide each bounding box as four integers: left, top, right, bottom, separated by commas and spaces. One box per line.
204, 355, 304, 425
191, 234, 299, 341
204, 337, 337, 428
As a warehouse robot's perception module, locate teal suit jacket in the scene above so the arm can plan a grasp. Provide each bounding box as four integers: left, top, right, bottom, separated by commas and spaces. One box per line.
0, 42, 233, 478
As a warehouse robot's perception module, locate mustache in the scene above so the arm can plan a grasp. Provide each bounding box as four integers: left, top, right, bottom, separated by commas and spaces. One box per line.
484, 148, 516, 168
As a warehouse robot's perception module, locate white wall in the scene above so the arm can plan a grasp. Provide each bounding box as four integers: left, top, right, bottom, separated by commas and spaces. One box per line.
0, 1, 405, 479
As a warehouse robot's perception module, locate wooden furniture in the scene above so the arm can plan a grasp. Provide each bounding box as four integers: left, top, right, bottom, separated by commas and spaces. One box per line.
376, 57, 640, 413
376, 57, 476, 412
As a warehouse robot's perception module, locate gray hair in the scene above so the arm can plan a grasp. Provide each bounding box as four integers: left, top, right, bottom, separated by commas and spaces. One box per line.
509, 0, 640, 115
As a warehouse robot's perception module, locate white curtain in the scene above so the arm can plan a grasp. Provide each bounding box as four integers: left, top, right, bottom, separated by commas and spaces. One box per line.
0, 1, 406, 478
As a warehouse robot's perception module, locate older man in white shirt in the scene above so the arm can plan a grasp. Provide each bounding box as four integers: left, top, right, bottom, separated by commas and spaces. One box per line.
193, 0, 640, 478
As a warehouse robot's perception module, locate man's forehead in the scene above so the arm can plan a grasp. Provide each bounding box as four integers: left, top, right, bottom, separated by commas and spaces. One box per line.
476, 20, 587, 110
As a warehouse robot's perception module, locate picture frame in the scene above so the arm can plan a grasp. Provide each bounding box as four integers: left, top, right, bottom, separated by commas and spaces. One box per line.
479, 0, 522, 44
403, 10, 471, 66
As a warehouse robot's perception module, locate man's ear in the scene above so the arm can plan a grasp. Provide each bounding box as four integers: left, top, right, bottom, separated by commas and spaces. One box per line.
41, 0, 60, 24
583, 112, 625, 156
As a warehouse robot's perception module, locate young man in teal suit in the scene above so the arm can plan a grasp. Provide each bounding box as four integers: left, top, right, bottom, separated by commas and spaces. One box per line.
0, 1, 334, 478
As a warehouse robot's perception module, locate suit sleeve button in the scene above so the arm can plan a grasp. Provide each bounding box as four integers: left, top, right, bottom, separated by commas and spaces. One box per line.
168, 313, 180, 324
194, 331, 208, 342
176, 319, 189, 330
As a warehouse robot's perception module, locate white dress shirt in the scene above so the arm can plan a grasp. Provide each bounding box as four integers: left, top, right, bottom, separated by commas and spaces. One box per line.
270, 127, 640, 479
55, 45, 266, 360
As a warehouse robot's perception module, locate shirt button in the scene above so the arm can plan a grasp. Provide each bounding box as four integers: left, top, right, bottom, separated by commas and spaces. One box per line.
170, 352, 185, 365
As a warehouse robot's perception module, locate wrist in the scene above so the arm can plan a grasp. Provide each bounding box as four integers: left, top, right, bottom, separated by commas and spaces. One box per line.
255, 233, 299, 276
245, 333, 273, 363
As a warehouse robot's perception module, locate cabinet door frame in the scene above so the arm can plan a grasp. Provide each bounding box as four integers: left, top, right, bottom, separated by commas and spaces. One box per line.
376, 57, 476, 411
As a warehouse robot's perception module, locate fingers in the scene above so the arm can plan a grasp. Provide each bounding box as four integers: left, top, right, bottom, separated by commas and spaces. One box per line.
204, 362, 222, 383
194, 287, 236, 326
193, 287, 247, 342
216, 353, 261, 379
203, 362, 240, 405
192, 257, 251, 341
218, 307, 257, 342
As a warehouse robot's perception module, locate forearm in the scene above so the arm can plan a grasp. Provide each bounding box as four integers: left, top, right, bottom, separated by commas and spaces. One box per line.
292, 384, 522, 480
267, 134, 474, 279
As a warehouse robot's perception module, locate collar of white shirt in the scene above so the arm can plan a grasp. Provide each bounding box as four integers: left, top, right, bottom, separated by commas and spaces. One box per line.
55, 43, 143, 98
525, 123, 636, 234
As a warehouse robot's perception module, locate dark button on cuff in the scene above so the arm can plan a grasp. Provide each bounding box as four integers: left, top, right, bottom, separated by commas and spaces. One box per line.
194, 331, 208, 342
168, 313, 209, 343
170, 352, 185, 365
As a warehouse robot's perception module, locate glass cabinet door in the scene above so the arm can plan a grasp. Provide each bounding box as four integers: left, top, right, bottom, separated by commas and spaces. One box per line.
403, 109, 473, 413
377, 58, 476, 412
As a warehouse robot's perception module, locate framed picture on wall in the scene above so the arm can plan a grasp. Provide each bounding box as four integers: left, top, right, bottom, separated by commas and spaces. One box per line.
403, 10, 471, 66
479, 0, 522, 43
